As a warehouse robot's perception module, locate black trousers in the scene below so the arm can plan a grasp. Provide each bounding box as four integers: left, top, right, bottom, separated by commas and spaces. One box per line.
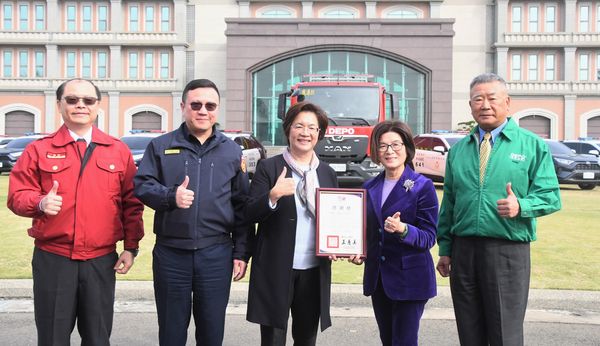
153, 243, 233, 346
260, 267, 321, 346
32, 247, 117, 346
450, 236, 530, 346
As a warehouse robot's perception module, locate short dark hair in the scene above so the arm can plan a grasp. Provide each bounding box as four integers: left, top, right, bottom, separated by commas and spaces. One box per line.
56, 78, 101, 101
469, 73, 507, 90
182, 79, 220, 103
282, 102, 328, 143
369, 120, 416, 169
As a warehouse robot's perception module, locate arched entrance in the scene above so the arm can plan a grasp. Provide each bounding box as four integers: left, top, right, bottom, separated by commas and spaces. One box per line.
131, 111, 162, 131
5, 111, 34, 136
519, 115, 550, 138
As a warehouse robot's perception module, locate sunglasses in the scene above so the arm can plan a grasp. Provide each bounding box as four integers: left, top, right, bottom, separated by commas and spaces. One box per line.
190, 102, 217, 111
63, 96, 98, 106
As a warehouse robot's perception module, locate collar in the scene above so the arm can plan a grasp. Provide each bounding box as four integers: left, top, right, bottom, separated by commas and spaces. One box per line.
68, 128, 92, 146
478, 118, 508, 145
50, 125, 113, 147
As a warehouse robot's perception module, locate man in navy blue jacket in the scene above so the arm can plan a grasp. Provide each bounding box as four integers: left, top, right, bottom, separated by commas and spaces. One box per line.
134, 79, 253, 346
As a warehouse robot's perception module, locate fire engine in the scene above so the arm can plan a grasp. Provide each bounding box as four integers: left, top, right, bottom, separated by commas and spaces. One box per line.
277, 75, 395, 185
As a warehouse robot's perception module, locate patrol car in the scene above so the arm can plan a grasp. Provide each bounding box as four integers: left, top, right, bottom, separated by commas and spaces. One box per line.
222, 130, 267, 177
413, 132, 466, 182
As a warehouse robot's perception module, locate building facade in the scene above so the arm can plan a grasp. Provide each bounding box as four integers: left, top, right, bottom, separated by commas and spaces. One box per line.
0, 0, 599, 141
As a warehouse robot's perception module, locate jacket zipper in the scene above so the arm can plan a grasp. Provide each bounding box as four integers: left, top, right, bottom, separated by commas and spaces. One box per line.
209, 162, 214, 192
193, 158, 201, 248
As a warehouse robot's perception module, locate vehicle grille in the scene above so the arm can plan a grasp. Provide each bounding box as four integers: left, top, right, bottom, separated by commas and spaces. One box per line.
575, 163, 600, 170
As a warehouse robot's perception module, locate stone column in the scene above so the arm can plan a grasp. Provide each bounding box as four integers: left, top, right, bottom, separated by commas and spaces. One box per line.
238, 1, 250, 18
46, 0, 59, 32
45, 45, 58, 79
110, 0, 122, 32
365, 2, 376, 19
172, 91, 182, 130
173, 46, 186, 90
563, 95, 576, 140
44, 91, 56, 132
174, 0, 186, 40
108, 91, 120, 136
564, 0, 576, 32
302, 2, 313, 18
496, 47, 509, 78
564, 47, 576, 81
110, 45, 122, 79
430, 1, 442, 18
496, 0, 509, 43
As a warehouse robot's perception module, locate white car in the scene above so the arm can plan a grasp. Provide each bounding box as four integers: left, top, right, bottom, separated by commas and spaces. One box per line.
413, 132, 466, 182
222, 130, 267, 177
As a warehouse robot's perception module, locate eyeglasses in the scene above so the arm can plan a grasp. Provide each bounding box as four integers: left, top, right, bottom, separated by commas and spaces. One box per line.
377, 142, 405, 153
63, 96, 98, 106
292, 124, 320, 135
190, 102, 218, 111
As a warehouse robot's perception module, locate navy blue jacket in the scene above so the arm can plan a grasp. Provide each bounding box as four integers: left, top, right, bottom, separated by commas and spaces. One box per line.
134, 123, 252, 260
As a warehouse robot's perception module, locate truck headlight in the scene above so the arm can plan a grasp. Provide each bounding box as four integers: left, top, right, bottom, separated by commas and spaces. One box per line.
555, 158, 574, 166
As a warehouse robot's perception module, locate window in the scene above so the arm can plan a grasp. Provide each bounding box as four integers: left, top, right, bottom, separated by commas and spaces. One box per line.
129, 6, 139, 31
35, 51, 44, 77
82, 52, 91, 78
35, 5, 45, 30
528, 55, 538, 81
320, 6, 358, 19
129, 52, 138, 79
528, 6, 538, 32
160, 6, 169, 31
597, 5, 600, 32
82, 5, 92, 31
597, 55, 600, 81
160, 52, 169, 79
512, 6, 522, 32
3, 4, 12, 30
97, 52, 107, 78
579, 54, 589, 81
66, 51, 76, 77
66, 5, 76, 31
545, 54, 555, 81
512, 54, 521, 80
580, 5, 590, 32
19, 4, 28, 30
545, 6, 555, 32
145, 6, 154, 31
256, 6, 294, 18
385, 10, 419, 19
98, 6, 108, 31
145, 52, 153, 79
19, 51, 28, 77
3, 51, 12, 77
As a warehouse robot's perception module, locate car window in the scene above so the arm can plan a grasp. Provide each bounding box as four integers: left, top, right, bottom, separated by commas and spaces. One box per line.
562, 142, 578, 152
415, 137, 432, 150
121, 136, 154, 150
5, 137, 38, 149
581, 143, 596, 153
546, 141, 575, 155
431, 138, 445, 149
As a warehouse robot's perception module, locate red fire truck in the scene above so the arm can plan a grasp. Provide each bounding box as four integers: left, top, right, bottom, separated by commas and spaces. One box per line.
277, 75, 395, 185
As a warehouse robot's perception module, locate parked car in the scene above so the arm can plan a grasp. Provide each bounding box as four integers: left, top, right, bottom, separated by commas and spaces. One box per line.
561, 138, 600, 159
413, 132, 466, 182
120, 130, 165, 166
0, 134, 46, 173
0, 136, 16, 148
222, 130, 267, 177
545, 140, 600, 190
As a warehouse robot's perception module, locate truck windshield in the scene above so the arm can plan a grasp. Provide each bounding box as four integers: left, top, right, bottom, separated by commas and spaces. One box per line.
298, 86, 380, 125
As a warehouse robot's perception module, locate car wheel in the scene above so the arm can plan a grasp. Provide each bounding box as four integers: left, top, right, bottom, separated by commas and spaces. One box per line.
577, 183, 596, 190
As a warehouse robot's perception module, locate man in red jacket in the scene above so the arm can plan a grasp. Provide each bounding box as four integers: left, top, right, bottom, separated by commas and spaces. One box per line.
7, 78, 144, 346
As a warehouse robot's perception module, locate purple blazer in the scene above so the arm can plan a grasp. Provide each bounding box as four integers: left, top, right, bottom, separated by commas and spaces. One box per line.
362, 166, 439, 300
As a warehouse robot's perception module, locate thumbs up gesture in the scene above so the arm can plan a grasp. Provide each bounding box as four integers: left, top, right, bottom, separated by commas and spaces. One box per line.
497, 182, 520, 218
40, 180, 63, 215
175, 175, 195, 209
384, 211, 407, 234
268, 167, 296, 205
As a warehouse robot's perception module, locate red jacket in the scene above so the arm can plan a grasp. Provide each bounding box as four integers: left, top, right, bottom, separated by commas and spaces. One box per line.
8, 125, 144, 260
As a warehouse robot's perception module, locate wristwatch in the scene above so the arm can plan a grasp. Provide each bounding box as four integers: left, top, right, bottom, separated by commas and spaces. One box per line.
125, 248, 139, 257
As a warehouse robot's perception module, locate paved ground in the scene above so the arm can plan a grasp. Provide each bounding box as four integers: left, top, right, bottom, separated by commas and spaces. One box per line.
1, 280, 599, 345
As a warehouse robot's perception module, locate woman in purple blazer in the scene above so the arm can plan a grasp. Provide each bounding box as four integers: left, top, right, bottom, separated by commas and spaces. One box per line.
350, 120, 439, 346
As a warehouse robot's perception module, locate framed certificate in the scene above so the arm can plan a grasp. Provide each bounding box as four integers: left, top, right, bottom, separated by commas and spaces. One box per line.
315, 188, 366, 258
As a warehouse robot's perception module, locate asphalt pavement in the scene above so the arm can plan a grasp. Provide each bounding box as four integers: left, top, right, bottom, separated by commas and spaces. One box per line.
1, 280, 599, 345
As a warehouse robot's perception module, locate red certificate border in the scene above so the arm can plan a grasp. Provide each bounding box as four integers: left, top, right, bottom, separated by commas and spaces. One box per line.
315, 187, 367, 258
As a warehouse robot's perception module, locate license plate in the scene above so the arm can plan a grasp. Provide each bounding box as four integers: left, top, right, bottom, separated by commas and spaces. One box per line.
583, 172, 594, 179
330, 163, 346, 172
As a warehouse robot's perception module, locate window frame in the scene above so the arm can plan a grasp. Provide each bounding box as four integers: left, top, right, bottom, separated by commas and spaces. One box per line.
579, 4, 590, 32
255, 5, 296, 18
3, 3, 13, 30
528, 54, 538, 81
18, 50, 28, 77
160, 6, 170, 32
81, 4, 92, 31
98, 5, 108, 31
528, 5, 539, 32
97, 51, 107, 78
81, 51, 92, 78
129, 51, 139, 79
129, 4, 139, 32
18, 3, 28, 30
318, 5, 359, 19
66, 3, 76, 31
144, 51, 153, 79
579, 53, 590, 81
3, 50, 13, 77
145, 5, 154, 31
66, 51, 76, 78
544, 53, 555, 81
512, 54, 522, 81
160, 51, 169, 79
544, 4, 556, 32
512, 5, 522, 32
34, 4, 45, 30
34, 50, 44, 77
